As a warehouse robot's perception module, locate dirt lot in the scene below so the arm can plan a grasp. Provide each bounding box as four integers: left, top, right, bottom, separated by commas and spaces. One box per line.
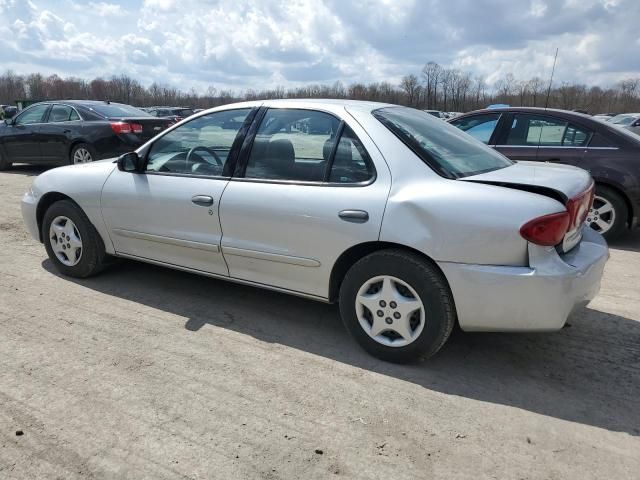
1, 165, 639, 480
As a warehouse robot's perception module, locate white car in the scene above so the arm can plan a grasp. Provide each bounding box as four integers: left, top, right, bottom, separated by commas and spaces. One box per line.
21, 100, 609, 362
608, 113, 640, 135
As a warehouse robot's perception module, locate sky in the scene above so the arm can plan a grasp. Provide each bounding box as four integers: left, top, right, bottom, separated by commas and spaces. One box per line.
0, 0, 638, 92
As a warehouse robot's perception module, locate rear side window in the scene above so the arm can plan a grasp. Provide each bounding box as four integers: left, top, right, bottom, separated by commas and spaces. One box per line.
450, 113, 500, 144
48, 105, 78, 123
329, 126, 375, 183
244, 109, 340, 182
507, 114, 591, 147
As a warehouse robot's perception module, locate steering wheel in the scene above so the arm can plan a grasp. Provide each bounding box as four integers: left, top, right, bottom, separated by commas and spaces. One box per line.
186, 146, 223, 166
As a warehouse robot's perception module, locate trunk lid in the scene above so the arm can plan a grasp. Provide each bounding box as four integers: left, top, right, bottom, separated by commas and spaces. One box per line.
461, 161, 592, 201
462, 161, 595, 252
107, 117, 173, 142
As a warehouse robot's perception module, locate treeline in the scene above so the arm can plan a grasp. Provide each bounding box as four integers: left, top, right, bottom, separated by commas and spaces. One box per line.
1, 62, 639, 114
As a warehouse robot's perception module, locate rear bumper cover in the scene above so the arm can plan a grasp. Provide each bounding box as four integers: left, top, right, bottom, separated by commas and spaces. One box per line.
438, 226, 609, 332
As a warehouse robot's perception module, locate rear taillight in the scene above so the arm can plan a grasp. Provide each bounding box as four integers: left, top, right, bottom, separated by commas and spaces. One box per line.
566, 182, 595, 231
110, 121, 132, 134
520, 182, 595, 247
520, 212, 571, 246
110, 122, 143, 134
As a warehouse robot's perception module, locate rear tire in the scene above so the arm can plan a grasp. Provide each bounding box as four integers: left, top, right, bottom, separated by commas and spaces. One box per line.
70, 143, 96, 165
587, 185, 627, 241
339, 249, 456, 363
42, 200, 108, 278
0, 149, 11, 170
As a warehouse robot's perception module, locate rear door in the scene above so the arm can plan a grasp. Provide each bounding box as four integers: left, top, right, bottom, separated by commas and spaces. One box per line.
219, 107, 390, 299
39, 104, 82, 163
101, 107, 255, 275
2, 104, 49, 162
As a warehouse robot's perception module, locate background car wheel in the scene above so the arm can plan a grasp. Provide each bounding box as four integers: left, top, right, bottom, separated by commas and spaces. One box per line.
70, 143, 95, 165
339, 249, 456, 363
587, 185, 628, 241
0, 149, 11, 170
43, 200, 109, 278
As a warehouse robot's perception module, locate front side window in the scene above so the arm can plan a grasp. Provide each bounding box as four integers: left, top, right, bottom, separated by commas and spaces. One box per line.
373, 107, 512, 179
15, 104, 49, 125
244, 109, 340, 182
450, 113, 500, 144
507, 114, 591, 147
146, 108, 252, 176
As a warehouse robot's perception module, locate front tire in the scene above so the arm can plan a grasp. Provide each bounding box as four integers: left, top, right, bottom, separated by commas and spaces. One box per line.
587, 185, 628, 241
339, 250, 456, 363
42, 200, 108, 278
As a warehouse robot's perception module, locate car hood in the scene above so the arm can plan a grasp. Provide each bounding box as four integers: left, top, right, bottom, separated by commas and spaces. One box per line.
461, 161, 592, 202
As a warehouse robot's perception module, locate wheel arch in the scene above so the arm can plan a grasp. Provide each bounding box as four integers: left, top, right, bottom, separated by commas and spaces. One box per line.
328, 241, 451, 303
36, 192, 78, 242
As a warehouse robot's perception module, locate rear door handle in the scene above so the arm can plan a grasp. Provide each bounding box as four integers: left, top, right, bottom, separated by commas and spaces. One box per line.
191, 195, 214, 207
339, 210, 369, 223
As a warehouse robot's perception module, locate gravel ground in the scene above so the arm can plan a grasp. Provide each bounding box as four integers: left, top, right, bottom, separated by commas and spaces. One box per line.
1, 165, 639, 480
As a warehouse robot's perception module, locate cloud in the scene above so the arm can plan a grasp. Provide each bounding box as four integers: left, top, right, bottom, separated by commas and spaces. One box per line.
0, 0, 638, 91
88, 2, 125, 16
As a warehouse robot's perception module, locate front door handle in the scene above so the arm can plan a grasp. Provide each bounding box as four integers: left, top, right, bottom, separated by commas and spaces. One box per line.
339, 210, 369, 223
191, 195, 214, 207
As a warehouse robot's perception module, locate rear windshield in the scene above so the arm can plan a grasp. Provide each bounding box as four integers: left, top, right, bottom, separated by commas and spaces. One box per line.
609, 114, 637, 126
87, 103, 151, 118
373, 107, 512, 178
173, 108, 194, 116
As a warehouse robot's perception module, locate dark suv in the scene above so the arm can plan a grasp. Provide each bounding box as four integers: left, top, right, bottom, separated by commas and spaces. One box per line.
450, 107, 640, 240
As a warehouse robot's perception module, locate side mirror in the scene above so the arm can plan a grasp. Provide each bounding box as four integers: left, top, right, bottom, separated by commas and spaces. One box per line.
4, 118, 14, 126
117, 152, 143, 172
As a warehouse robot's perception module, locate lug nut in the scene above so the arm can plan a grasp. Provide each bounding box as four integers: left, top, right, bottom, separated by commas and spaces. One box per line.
393, 312, 401, 319
390, 301, 397, 309
377, 310, 384, 317
385, 317, 393, 324
379, 300, 386, 307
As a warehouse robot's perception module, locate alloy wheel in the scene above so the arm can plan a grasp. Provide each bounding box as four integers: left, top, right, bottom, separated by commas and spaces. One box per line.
586, 195, 616, 235
73, 147, 93, 164
355, 275, 426, 348
49, 216, 83, 266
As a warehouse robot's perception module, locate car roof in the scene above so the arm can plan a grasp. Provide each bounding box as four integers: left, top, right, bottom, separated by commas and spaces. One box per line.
203, 98, 397, 114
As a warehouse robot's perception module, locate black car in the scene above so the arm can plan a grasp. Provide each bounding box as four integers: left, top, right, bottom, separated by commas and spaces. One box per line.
146, 106, 195, 123
449, 107, 640, 240
1, 105, 18, 119
0, 100, 173, 169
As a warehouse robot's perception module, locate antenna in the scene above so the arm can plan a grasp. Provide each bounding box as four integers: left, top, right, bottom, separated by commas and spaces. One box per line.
544, 48, 558, 109
537, 48, 559, 151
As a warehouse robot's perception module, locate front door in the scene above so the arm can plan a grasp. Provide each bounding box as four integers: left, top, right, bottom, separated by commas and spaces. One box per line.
100, 108, 255, 276
219, 107, 390, 298
3, 104, 49, 162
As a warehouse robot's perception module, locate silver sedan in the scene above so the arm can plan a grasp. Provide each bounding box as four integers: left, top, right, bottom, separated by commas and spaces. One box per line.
21, 100, 609, 362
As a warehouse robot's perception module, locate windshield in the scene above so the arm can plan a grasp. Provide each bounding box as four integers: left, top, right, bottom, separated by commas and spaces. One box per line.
88, 103, 152, 118
609, 114, 638, 126
373, 107, 513, 178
